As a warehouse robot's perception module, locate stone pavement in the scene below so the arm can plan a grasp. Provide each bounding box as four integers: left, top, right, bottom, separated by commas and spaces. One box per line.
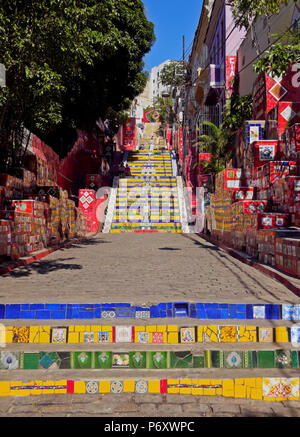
0, 233, 298, 303
0, 232, 300, 417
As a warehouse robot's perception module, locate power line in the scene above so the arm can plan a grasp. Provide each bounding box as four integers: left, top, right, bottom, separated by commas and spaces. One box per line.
238, 15, 300, 74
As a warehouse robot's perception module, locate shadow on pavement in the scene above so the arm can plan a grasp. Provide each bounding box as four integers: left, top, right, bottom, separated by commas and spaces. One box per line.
4, 257, 83, 277
181, 234, 220, 251
159, 247, 181, 251
59, 238, 112, 251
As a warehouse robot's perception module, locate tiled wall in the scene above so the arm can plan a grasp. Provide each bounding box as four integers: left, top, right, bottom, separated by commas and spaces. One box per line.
2, 301, 300, 402
0, 302, 299, 320
0, 377, 299, 401
2, 324, 299, 344
0, 349, 299, 370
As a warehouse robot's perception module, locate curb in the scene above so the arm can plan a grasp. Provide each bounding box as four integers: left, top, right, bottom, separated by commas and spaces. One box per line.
197, 232, 300, 297
0, 233, 98, 276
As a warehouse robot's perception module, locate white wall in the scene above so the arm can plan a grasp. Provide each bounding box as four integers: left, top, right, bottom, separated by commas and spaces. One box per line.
150, 60, 173, 104
238, 0, 300, 96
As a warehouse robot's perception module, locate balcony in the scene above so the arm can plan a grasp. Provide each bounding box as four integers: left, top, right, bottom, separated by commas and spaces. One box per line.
209, 64, 225, 88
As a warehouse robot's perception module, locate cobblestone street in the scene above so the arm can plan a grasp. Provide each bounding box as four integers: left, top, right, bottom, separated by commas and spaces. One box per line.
0, 233, 297, 304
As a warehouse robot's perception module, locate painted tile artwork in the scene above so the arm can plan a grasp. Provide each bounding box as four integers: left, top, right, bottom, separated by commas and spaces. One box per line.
0, 352, 19, 370
51, 328, 67, 344
219, 326, 238, 342
86, 381, 99, 394
112, 353, 129, 368
111, 381, 123, 394
263, 378, 299, 399
95, 352, 112, 369
2, 323, 300, 345
1, 299, 300, 401
98, 331, 110, 343
253, 306, 265, 319
259, 328, 273, 343
13, 327, 30, 343
115, 326, 131, 343
180, 328, 195, 343
83, 332, 94, 343
224, 351, 243, 369
137, 332, 149, 344
0, 349, 293, 370
152, 332, 164, 343
291, 327, 300, 345
135, 380, 148, 394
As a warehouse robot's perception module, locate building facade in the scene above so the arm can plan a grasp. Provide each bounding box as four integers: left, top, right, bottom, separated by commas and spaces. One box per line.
150, 60, 173, 104
237, 0, 300, 97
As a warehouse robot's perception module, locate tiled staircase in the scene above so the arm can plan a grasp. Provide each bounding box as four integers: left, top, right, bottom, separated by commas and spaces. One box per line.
110, 130, 182, 233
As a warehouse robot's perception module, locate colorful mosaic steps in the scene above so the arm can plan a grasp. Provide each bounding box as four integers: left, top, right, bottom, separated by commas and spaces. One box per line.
111, 148, 182, 233
2, 324, 299, 344
1, 302, 300, 320
1, 350, 299, 370
0, 377, 299, 400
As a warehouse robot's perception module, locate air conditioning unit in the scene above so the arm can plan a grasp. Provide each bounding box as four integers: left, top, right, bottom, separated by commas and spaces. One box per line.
210, 64, 225, 88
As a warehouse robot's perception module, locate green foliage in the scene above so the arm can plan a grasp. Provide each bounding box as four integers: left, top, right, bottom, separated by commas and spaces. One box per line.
105, 107, 131, 136
222, 93, 253, 133
153, 96, 175, 126
253, 30, 300, 76
192, 93, 252, 176
0, 0, 155, 169
197, 121, 233, 175
160, 61, 186, 87
230, 1, 299, 76
230, 0, 290, 29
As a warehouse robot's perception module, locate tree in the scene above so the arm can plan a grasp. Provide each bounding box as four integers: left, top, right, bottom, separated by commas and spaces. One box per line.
253, 30, 300, 76
197, 121, 233, 175
160, 61, 186, 87
222, 93, 253, 134
230, 1, 299, 87
230, 0, 290, 30
153, 96, 176, 126
0, 0, 155, 170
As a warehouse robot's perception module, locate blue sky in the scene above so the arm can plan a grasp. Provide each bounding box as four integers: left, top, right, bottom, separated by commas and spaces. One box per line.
142, 0, 204, 72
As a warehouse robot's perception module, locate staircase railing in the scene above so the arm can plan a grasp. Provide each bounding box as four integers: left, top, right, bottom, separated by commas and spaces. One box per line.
102, 177, 119, 233
176, 176, 190, 233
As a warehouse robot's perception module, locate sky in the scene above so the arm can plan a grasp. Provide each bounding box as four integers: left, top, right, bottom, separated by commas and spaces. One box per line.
142, 0, 204, 72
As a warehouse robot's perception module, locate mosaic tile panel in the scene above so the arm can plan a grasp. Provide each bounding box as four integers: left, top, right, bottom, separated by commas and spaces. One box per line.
112, 353, 129, 368
72, 352, 92, 369
0, 377, 300, 400
0, 302, 292, 321
1, 324, 298, 344
169, 352, 193, 369
259, 328, 273, 343
149, 352, 167, 369
94, 352, 112, 369
1, 350, 298, 370
224, 351, 243, 369
263, 378, 299, 400
0, 352, 20, 370
129, 352, 146, 369
180, 327, 196, 343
